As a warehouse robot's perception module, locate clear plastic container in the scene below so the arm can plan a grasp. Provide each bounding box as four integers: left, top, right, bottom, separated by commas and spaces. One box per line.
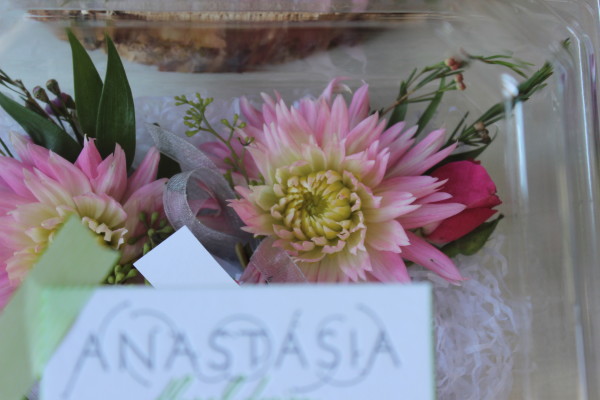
0, 1, 598, 399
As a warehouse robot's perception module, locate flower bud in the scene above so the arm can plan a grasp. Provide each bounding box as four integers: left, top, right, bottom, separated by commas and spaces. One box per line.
33, 86, 50, 103
454, 74, 466, 91
60, 93, 76, 110
46, 79, 61, 97
426, 160, 501, 243
445, 57, 463, 70
45, 96, 68, 117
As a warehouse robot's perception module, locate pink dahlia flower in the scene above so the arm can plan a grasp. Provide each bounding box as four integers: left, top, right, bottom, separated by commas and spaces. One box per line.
229, 80, 467, 283
0, 134, 166, 308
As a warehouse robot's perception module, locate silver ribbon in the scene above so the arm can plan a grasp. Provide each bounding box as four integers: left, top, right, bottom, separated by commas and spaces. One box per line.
149, 124, 251, 262
240, 237, 308, 284
149, 124, 307, 283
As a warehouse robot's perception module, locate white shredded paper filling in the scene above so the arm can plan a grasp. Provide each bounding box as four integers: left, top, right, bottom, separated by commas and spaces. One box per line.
410, 235, 522, 400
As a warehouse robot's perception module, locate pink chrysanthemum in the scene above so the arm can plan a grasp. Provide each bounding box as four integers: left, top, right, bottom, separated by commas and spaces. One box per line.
229, 80, 467, 283
0, 134, 166, 307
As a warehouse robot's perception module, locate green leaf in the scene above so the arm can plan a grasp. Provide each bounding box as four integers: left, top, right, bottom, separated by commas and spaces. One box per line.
387, 81, 409, 128
157, 152, 181, 179
68, 30, 103, 137
436, 142, 491, 167
0, 91, 80, 161
441, 215, 503, 258
416, 77, 444, 135
95, 34, 136, 168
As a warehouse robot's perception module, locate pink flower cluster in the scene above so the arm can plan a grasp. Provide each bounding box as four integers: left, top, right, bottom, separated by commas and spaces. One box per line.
226, 80, 501, 283
0, 134, 165, 308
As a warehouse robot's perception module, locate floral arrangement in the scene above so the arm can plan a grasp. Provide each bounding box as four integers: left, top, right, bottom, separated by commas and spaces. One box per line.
0, 31, 553, 310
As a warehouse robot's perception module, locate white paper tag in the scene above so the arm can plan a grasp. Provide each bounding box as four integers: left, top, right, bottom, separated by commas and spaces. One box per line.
133, 226, 237, 288
41, 284, 434, 400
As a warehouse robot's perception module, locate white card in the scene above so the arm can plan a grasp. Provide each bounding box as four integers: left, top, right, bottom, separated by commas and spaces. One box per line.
134, 226, 237, 288
41, 284, 434, 400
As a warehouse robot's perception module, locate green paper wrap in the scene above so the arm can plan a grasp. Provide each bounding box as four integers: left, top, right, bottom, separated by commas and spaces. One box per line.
0, 216, 119, 400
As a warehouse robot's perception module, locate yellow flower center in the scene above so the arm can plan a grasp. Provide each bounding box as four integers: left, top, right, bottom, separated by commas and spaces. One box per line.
269, 169, 366, 260
282, 171, 352, 238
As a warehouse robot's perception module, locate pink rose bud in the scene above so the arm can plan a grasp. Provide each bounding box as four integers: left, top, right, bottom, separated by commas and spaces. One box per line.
426, 160, 501, 243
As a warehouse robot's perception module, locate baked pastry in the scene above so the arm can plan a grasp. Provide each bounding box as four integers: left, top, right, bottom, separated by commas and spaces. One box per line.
29, 9, 375, 72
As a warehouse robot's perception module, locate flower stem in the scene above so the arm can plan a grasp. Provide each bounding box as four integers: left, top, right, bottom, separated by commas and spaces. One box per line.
447, 61, 553, 147
0, 136, 13, 157
384, 50, 553, 150
175, 94, 252, 187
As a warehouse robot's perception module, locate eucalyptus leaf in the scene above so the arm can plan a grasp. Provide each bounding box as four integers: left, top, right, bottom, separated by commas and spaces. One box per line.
0, 91, 80, 161
95, 34, 135, 168
68, 30, 103, 137
441, 215, 503, 258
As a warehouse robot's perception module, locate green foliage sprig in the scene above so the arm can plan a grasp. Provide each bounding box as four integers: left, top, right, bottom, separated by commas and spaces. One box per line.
175, 93, 256, 187
384, 52, 553, 160
446, 61, 553, 151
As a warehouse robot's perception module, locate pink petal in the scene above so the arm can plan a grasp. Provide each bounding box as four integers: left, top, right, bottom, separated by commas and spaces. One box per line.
23, 169, 76, 208
0, 157, 34, 198
334, 249, 371, 282
345, 113, 382, 154
240, 96, 265, 128
312, 99, 331, 146
379, 121, 407, 149
365, 219, 409, 252
229, 199, 275, 236
0, 192, 30, 214
74, 193, 128, 225
313, 255, 351, 282
418, 191, 453, 203
360, 148, 389, 188
401, 232, 465, 283
92, 146, 128, 201
383, 125, 417, 167
9, 132, 33, 163
325, 96, 350, 138
9, 202, 56, 228
44, 152, 92, 196
297, 98, 319, 132
364, 191, 417, 222
376, 175, 446, 199
348, 84, 370, 127
260, 93, 279, 126
398, 202, 466, 229
319, 77, 351, 104
124, 147, 160, 201
368, 249, 411, 282
388, 129, 457, 177
75, 138, 103, 181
